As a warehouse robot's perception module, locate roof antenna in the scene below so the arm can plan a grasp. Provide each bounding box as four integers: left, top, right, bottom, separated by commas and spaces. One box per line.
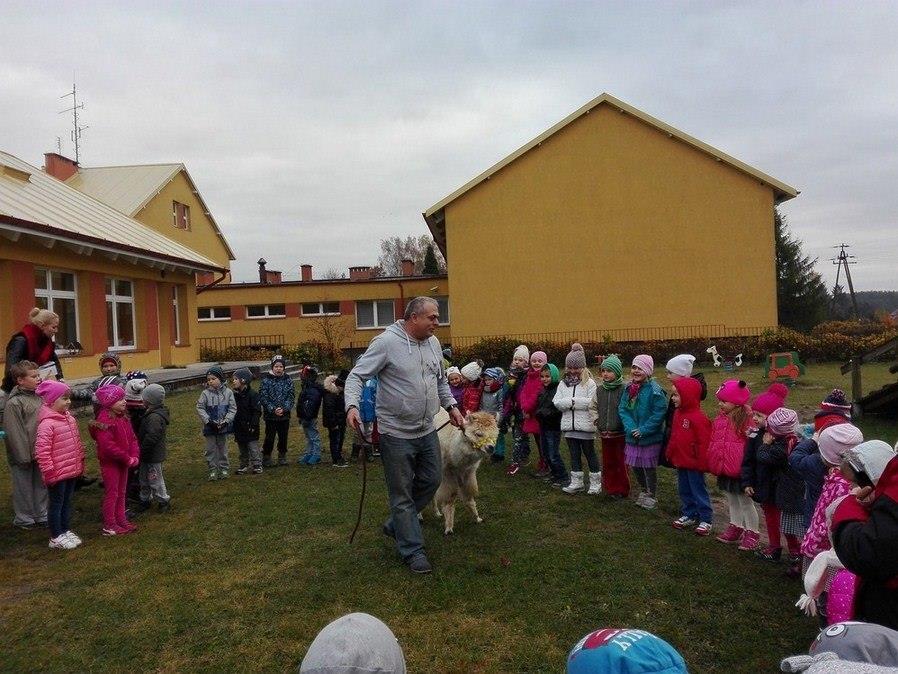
59, 75, 88, 163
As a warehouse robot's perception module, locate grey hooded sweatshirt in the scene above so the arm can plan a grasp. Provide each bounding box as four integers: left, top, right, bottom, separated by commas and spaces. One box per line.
344, 321, 455, 439
299, 612, 406, 674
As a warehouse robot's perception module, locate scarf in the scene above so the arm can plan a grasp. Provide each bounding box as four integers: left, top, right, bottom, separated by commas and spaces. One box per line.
801, 469, 852, 558
601, 372, 624, 391
626, 378, 646, 408
563, 372, 581, 387
20, 323, 56, 366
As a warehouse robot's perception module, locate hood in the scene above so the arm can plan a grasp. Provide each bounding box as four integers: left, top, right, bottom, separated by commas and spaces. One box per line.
847, 440, 897, 486
299, 613, 406, 674
323, 374, 342, 394
148, 406, 170, 424
673, 376, 702, 411
37, 404, 68, 423
9, 385, 39, 401
385, 320, 441, 361
544, 363, 560, 385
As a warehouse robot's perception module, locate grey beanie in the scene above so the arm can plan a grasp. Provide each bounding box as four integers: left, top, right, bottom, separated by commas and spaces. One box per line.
565, 343, 587, 369
141, 383, 165, 407
233, 368, 253, 385
207, 366, 226, 383
299, 613, 406, 674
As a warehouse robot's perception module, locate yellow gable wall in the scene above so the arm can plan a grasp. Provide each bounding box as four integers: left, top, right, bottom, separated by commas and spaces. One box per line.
443, 104, 778, 342
134, 171, 232, 270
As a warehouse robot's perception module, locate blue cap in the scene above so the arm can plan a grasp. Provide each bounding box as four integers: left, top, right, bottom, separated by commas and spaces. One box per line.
567, 629, 687, 674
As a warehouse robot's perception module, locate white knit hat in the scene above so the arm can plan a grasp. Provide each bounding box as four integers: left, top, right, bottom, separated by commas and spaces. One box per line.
666, 354, 695, 377
818, 424, 864, 466
460, 361, 482, 382
446, 366, 460, 377
513, 344, 530, 363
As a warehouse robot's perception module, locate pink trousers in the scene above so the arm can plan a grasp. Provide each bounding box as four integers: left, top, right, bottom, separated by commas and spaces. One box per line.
100, 463, 129, 529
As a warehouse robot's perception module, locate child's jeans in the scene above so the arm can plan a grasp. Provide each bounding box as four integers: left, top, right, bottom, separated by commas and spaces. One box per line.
300, 420, 322, 459
567, 437, 600, 473
677, 468, 713, 523
47, 478, 76, 538
100, 462, 129, 529
139, 462, 170, 503
600, 435, 630, 496
512, 427, 536, 465
10, 461, 48, 526
328, 425, 346, 463
204, 435, 230, 472
237, 441, 262, 469
539, 430, 568, 482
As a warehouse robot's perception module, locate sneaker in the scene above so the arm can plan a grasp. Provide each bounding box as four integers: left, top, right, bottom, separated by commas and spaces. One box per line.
49, 534, 75, 549
550, 479, 569, 488
506, 462, 520, 476
14, 522, 35, 530
673, 516, 698, 530
278, 456, 289, 466
157, 500, 172, 513
738, 530, 761, 551
135, 499, 152, 513
307, 456, 321, 465
371, 449, 381, 458
382, 523, 396, 539
219, 470, 229, 479
64, 531, 83, 546
333, 461, 349, 468
262, 457, 274, 468
695, 522, 713, 536
407, 554, 432, 574
532, 469, 551, 479
252, 467, 263, 474
715, 523, 744, 544
634, 492, 648, 507
297, 455, 310, 465
639, 495, 657, 510
235, 466, 250, 475
756, 545, 783, 562
208, 470, 218, 481
119, 521, 138, 533
101, 527, 120, 536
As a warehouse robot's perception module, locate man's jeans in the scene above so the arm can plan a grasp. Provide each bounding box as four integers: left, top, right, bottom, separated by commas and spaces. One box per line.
379, 431, 442, 561
301, 420, 322, 459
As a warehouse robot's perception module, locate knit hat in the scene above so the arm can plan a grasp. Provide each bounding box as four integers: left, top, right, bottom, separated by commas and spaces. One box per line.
96, 383, 126, 407
125, 378, 147, 402
845, 440, 897, 486
441, 347, 452, 361
446, 366, 461, 378
460, 361, 482, 381
36, 380, 69, 405
566, 628, 687, 674
716, 379, 751, 406
600, 354, 623, 378
543, 363, 560, 385
565, 343, 587, 369
98, 352, 121, 369
665, 354, 695, 377
126, 370, 148, 382
271, 354, 286, 367
207, 366, 226, 383
484, 367, 505, 383
818, 424, 864, 467
767, 407, 799, 437
233, 368, 253, 385
299, 613, 406, 674
513, 344, 530, 363
820, 389, 852, 416
97, 375, 123, 389
335, 369, 350, 387
141, 383, 166, 407
632, 354, 654, 377
752, 383, 789, 415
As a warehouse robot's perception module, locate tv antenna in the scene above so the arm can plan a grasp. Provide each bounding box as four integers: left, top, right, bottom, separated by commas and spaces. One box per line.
59, 79, 88, 163
830, 243, 859, 319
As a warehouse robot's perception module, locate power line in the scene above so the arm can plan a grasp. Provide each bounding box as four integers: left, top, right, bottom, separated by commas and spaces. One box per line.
830, 243, 859, 318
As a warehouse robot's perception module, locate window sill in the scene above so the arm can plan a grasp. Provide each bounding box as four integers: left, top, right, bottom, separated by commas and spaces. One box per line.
356, 325, 392, 331
246, 315, 286, 320
198, 318, 232, 322
301, 313, 342, 318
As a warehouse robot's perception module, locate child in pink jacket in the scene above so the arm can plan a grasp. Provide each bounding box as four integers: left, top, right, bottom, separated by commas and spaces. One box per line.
34, 380, 85, 550
90, 384, 140, 535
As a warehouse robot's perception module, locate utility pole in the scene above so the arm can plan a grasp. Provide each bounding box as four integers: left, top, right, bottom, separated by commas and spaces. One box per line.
830, 243, 859, 319
59, 79, 88, 163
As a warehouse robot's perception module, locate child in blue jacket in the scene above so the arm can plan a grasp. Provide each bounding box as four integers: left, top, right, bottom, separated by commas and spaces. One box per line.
297, 366, 324, 465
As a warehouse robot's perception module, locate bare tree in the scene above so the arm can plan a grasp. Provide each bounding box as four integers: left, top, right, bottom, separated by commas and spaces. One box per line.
321, 267, 345, 279
309, 314, 355, 368
376, 234, 446, 276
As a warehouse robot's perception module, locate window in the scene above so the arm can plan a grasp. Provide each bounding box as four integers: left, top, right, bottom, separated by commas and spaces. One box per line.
246, 304, 286, 319
105, 278, 135, 349
34, 268, 79, 348
355, 300, 394, 328
198, 306, 232, 321
301, 301, 340, 316
172, 201, 191, 230
435, 296, 450, 325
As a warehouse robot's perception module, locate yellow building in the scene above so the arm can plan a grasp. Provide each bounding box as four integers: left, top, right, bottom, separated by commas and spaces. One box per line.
424, 93, 799, 347
195, 261, 450, 357
0, 151, 229, 379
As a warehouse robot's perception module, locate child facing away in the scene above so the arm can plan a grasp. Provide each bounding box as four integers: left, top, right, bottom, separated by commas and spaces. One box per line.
618, 355, 668, 509
459, 361, 484, 415
196, 366, 237, 480
34, 380, 85, 549
534, 363, 568, 488
709, 379, 758, 548
322, 369, 350, 468
259, 355, 295, 467
231, 369, 263, 475
554, 344, 599, 495
3, 360, 48, 529
593, 355, 629, 499
123, 371, 148, 508
297, 366, 324, 465
666, 377, 713, 535
509, 350, 548, 476
91, 384, 140, 535
136, 384, 172, 511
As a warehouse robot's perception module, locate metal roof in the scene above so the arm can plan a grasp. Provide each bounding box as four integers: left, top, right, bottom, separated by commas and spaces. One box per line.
67, 163, 236, 260
423, 93, 800, 251
0, 150, 226, 273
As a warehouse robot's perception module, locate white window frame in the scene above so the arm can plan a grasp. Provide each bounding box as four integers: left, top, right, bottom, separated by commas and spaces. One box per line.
198, 306, 232, 322
301, 301, 341, 317
172, 286, 181, 346
34, 268, 80, 353
246, 304, 286, 320
434, 296, 450, 326
106, 278, 136, 351
355, 299, 395, 329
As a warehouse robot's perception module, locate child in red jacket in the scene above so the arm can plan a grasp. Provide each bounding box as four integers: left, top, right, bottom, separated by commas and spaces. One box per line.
90, 384, 140, 536
666, 377, 713, 535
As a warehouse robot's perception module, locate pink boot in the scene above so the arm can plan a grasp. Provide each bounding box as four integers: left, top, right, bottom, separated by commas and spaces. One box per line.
738, 530, 761, 551
715, 523, 744, 544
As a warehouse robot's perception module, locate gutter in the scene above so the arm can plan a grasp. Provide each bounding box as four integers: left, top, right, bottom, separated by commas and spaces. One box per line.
196, 272, 230, 295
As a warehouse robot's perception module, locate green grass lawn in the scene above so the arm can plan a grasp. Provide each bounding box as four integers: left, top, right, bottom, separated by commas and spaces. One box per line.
0, 362, 895, 673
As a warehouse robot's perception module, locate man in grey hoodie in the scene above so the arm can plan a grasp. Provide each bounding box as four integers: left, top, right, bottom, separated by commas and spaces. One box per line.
345, 296, 462, 574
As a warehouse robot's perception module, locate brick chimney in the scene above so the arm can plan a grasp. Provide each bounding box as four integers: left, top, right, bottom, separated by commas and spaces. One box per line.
349, 266, 373, 281
300, 264, 313, 282
44, 152, 79, 181
264, 270, 282, 284
400, 258, 415, 277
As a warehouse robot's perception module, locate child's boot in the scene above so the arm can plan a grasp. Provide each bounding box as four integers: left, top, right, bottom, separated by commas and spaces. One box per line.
563, 472, 584, 494
587, 472, 602, 495
716, 524, 744, 544
756, 545, 783, 562
738, 530, 760, 551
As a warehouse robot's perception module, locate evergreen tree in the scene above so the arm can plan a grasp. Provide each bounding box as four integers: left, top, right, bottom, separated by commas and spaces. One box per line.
774, 208, 829, 331
422, 244, 440, 275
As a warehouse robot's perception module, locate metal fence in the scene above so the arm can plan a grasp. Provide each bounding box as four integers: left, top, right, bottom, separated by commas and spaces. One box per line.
198, 334, 285, 353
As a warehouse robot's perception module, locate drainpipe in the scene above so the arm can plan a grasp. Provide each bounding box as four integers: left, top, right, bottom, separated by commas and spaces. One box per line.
197, 272, 229, 295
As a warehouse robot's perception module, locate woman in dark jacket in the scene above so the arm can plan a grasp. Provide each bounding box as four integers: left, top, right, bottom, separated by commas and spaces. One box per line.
3, 308, 63, 392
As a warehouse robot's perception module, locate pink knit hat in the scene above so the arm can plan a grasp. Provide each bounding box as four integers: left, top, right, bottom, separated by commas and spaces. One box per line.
632, 355, 654, 377
766, 407, 799, 437
36, 380, 70, 405
818, 423, 864, 466
96, 383, 126, 407
530, 351, 547, 367
716, 379, 751, 406
751, 383, 789, 416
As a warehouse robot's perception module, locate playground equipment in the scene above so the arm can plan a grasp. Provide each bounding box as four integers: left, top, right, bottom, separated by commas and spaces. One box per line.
706, 345, 743, 371
764, 351, 805, 383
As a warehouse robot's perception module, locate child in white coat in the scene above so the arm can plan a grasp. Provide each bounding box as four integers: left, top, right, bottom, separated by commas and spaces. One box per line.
554, 344, 600, 495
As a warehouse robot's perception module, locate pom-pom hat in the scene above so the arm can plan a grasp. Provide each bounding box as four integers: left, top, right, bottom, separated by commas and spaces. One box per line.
565, 343, 587, 369
752, 383, 789, 415
716, 379, 751, 406
96, 384, 126, 407
460, 361, 482, 382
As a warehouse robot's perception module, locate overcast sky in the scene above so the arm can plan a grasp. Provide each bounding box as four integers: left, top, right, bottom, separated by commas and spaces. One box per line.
2, 1, 896, 289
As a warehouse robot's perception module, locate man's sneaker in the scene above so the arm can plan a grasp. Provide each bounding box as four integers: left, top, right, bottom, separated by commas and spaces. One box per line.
134, 499, 152, 513
333, 461, 349, 468
49, 534, 75, 549
639, 495, 657, 510
715, 523, 744, 544
738, 530, 761, 551
382, 523, 396, 539
208, 470, 218, 481
252, 466, 263, 474
64, 531, 83, 546
407, 554, 432, 574
756, 545, 783, 562
235, 466, 250, 475
673, 516, 698, 530
101, 527, 120, 536
506, 462, 520, 476
695, 522, 713, 536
